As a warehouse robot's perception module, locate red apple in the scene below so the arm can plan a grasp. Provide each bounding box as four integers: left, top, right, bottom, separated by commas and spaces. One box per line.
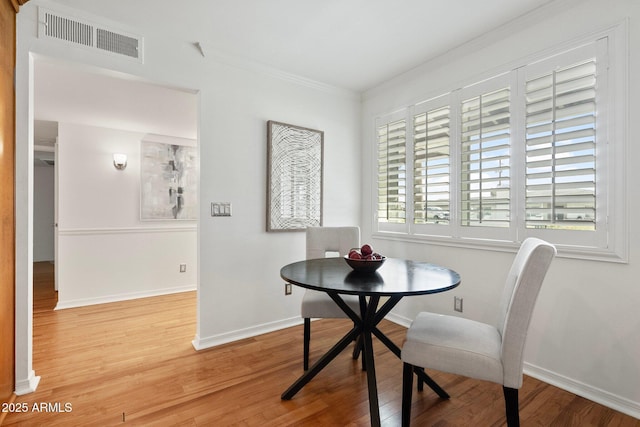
348, 250, 362, 259
360, 244, 373, 256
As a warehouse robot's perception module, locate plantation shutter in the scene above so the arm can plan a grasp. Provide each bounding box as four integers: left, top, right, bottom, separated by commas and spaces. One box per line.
460, 87, 511, 228
413, 106, 451, 224
377, 119, 406, 224
524, 59, 597, 230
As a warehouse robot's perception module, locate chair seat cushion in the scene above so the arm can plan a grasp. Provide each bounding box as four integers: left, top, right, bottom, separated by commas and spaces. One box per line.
301, 290, 360, 318
401, 312, 504, 385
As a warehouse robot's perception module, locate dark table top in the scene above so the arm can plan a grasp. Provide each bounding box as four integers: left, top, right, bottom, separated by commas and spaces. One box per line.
280, 257, 461, 297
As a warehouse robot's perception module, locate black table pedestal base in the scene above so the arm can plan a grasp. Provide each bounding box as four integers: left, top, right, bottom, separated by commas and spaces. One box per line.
281, 293, 449, 427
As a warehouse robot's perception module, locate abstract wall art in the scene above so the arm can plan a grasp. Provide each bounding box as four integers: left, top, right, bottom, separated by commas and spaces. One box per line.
267, 120, 323, 231
140, 139, 198, 220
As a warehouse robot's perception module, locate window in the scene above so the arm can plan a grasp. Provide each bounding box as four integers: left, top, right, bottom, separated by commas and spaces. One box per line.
413, 104, 451, 226
524, 60, 597, 231
377, 115, 406, 228
460, 86, 511, 229
373, 30, 626, 261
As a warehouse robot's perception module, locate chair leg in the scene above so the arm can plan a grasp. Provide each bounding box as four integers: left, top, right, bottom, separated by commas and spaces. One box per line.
350, 334, 367, 371
417, 367, 424, 392
303, 318, 311, 371
306, 319, 363, 371
352, 321, 362, 358
402, 363, 414, 427
503, 386, 520, 427
351, 324, 366, 371
360, 336, 366, 371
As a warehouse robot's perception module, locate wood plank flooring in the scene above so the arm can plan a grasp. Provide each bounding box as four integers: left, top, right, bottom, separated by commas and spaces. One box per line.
3, 262, 639, 426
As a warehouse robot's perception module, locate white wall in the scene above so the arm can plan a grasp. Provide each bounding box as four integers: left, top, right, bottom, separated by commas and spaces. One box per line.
15, 0, 361, 393
33, 165, 54, 262
194, 55, 362, 347
361, 0, 639, 418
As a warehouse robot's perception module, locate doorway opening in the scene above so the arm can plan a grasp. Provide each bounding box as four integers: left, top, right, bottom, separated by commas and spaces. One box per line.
27, 56, 200, 389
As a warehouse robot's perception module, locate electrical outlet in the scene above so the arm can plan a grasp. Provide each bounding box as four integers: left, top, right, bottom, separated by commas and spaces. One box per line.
284, 283, 292, 295
180, 263, 187, 273
454, 296, 463, 312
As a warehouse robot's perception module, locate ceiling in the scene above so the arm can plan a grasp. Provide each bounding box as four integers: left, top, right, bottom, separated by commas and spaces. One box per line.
34, 0, 560, 165
47, 0, 558, 92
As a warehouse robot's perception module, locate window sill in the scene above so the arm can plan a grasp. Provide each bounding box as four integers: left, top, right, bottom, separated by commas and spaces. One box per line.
371, 231, 628, 264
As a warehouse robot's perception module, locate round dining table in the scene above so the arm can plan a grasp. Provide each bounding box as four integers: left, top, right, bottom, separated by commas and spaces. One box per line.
280, 257, 461, 427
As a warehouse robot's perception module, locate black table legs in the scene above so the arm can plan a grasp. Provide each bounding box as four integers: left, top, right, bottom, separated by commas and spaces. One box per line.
281, 324, 360, 400
281, 293, 448, 427
361, 295, 381, 426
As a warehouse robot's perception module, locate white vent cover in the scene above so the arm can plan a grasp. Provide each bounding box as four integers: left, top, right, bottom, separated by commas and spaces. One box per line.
39, 7, 143, 62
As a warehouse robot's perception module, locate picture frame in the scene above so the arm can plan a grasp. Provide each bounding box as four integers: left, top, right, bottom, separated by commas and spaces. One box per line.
267, 120, 323, 231
140, 138, 198, 220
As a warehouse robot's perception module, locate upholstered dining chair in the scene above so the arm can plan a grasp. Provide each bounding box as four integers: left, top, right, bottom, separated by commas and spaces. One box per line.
401, 238, 556, 427
302, 226, 361, 371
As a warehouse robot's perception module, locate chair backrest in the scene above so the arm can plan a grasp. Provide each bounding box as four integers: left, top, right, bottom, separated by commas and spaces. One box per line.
497, 237, 556, 388
306, 226, 360, 260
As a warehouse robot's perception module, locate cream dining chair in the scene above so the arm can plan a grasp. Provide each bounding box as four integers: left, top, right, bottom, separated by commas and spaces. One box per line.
301, 226, 362, 371
401, 238, 556, 427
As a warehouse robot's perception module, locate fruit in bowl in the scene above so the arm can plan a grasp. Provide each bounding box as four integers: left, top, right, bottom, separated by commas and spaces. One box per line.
360, 244, 373, 256
345, 245, 386, 272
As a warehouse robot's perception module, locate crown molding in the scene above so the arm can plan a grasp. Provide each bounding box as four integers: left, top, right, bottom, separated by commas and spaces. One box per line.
197, 42, 360, 100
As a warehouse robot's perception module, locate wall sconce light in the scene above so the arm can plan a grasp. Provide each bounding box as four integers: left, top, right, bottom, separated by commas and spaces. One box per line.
113, 153, 127, 170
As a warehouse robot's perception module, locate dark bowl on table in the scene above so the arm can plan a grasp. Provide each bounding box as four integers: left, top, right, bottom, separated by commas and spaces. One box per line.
343, 255, 386, 273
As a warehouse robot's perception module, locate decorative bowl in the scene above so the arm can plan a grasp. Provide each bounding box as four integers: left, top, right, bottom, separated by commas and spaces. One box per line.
343, 255, 386, 273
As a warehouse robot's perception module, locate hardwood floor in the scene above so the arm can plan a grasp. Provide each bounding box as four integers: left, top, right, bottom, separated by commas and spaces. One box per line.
3, 262, 638, 426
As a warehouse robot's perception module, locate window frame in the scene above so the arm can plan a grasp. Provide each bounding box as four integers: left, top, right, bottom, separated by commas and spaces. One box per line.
411, 94, 455, 237
517, 40, 608, 249
371, 24, 628, 263
375, 109, 409, 234
457, 72, 516, 242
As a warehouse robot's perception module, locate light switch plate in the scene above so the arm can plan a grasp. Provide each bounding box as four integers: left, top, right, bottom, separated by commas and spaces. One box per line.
211, 202, 232, 217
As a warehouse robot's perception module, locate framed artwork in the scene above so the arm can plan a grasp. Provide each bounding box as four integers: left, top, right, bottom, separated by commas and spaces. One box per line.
267, 120, 323, 231
140, 139, 198, 220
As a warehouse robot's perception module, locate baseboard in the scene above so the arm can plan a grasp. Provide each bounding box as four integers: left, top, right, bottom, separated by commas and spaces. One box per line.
524, 363, 640, 420
385, 312, 412, 328
192, 317, 303, 351
54, 285, 196, 310
14, 371, 40, 396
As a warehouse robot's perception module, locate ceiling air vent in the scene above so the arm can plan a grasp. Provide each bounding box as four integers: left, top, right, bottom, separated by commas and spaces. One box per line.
39, 7, 143, 63
42, 10, 93, 47
96, 28, 139, 58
